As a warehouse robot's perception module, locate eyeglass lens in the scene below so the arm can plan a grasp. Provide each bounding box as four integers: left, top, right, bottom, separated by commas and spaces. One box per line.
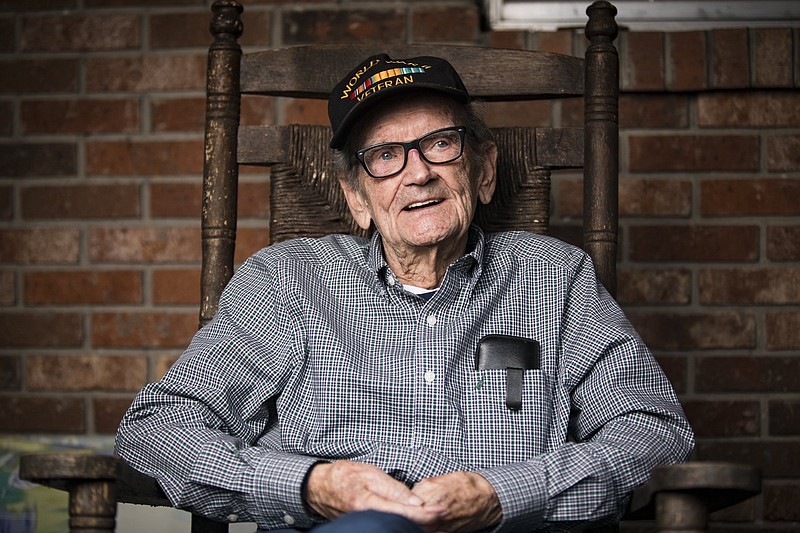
359, 126, 465, 178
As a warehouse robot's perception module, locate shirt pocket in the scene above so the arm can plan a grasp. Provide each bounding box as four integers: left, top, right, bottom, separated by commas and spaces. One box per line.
457, 368, 553, 468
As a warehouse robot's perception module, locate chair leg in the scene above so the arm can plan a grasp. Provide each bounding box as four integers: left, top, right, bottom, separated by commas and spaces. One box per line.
655, 491, 707, 533
67, 479, 117, 533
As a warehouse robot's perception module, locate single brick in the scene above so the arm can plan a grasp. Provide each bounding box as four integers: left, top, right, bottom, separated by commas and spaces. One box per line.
26, 354, 147, 392
149, 11, 212, 49
0, 143, 76, 177
668, 31, 707, 90
0, 355, 21, 390
85, 139, 203, 176
700, 178, 800, 216
710, 28, 750, 88
0, 17, 13, 53
696, 356, 800, 393
0, 271, 14, 306
766, 312, 800, 350
24, 270, 143, 305
617, 268, 691, 306
2, 0, 75, 9
411, 5, 479, 42
629, 225, 759, 263
700, 268, 800, 305
767, 134, 800, 172
88, 227, 201, 264
21, 184, 141, 219
0, 396, 85, 433
20, 13, 139, 52
769, 399, 800, 436
150, 182, 201, 218
86, 55, 206, 92
682, 400, 760, 437
282, 8, 406, 45
753, 28, 793, 87
0, 185, 11, 219
697, 91, 800, 127
91, 311, 197, 348
0, 228, 80, 264
0, 59, 79, 94
21, 99, 139, 135
559, 179, 692, 218
629, 312, 756, 351
152, 268, 200, 305
622, 32, 665, 91
0, 311, 83, 347
151, 97, 205, 133
619, 94, 690, 129
629, 135, 759, 172
0, 101, 12, 136
764, 484, 800, 521
767, 225, 800, 261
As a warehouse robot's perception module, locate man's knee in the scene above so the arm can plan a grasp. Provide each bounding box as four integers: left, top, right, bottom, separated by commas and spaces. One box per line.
316, 510, 425, 533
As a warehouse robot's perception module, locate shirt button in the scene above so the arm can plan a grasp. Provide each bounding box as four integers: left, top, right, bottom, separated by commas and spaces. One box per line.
283, 513, 295, 526
227, 514, 238, 522
426, 314, 437, 326
424, 371, 436, 383
387, 277, 396, 287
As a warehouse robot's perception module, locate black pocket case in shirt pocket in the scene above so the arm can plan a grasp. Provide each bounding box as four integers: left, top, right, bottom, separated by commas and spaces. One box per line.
475, 335, 540, 410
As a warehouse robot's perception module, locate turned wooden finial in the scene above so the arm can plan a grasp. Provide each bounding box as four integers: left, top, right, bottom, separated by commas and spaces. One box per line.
586, 1, 619, 45
210, 0, 243, 44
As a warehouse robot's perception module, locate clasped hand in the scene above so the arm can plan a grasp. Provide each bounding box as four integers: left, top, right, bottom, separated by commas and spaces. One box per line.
305, 461, 502, 533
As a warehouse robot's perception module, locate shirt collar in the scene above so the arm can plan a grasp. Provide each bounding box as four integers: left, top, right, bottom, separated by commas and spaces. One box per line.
367, 225, 486, 286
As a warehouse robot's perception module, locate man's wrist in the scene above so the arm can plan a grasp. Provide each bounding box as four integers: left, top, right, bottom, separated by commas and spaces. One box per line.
301, 460, 330, 519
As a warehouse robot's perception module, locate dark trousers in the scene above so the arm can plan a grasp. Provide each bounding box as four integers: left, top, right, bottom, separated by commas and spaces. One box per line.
259, 510, 426, 533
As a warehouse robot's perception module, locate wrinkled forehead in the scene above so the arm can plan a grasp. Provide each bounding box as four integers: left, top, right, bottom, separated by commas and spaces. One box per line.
352, 91, 463, 147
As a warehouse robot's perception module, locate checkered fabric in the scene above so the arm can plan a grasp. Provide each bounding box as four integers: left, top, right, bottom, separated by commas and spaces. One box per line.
116, 226, 694, 532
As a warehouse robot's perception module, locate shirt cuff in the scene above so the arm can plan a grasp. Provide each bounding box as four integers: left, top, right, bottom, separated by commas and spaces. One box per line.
248, 452, 327, 529
478, 460, 547, 532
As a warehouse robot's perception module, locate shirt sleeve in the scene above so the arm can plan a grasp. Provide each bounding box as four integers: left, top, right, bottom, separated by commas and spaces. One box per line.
478, 249, 695, 532
115, 251, 324, 530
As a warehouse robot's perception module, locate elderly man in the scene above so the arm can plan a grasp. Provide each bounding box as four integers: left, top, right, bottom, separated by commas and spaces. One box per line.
116, 54, 693, 533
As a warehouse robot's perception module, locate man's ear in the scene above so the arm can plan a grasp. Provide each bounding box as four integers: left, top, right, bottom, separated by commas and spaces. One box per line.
339, 179, 373, 230
477, 142, 498, 205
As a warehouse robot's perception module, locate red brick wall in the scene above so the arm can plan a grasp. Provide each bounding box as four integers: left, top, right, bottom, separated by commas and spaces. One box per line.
1, 1, 798, 529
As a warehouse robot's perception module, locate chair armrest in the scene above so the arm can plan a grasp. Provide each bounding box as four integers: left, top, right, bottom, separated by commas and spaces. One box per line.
20, 452, 173, 532
626, 461, 761, 530
20, 453, 121, 532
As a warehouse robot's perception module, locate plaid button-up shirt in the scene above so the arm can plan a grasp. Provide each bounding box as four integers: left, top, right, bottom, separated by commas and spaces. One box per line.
116, 226, 693, 532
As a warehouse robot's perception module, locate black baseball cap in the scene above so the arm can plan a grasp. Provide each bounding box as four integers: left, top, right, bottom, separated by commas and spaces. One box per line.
328, 54, 470, 149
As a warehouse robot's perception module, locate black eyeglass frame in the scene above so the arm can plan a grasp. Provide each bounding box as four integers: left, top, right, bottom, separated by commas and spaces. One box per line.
355, 126, 467, 179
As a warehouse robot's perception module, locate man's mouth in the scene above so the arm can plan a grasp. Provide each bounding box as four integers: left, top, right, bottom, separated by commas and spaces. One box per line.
404, 199, 442, 211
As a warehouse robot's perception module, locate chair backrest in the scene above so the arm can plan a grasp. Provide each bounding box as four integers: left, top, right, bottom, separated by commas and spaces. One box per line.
199, 0, 620, 328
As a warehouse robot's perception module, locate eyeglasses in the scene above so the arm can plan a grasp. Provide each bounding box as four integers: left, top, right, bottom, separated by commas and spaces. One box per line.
356, 126, 466, 179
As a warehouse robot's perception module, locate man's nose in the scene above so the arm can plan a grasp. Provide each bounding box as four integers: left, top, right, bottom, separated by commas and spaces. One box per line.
402, 148, 433, 184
